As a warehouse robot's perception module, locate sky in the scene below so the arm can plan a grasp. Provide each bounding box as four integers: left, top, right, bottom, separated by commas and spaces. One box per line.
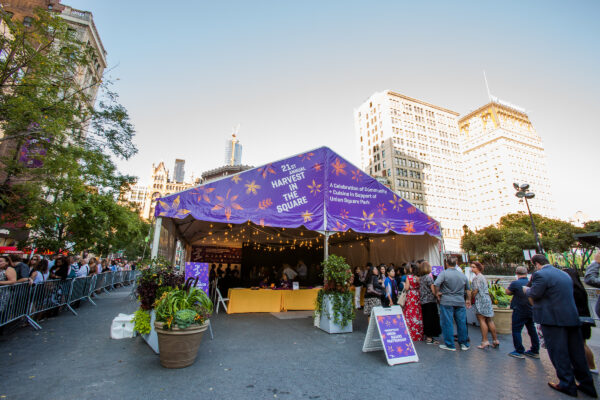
68, 0, 600, 220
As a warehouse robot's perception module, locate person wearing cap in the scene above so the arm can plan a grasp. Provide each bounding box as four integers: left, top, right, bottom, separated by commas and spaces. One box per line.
506, 266, 539, 359
524, 254, 596, 398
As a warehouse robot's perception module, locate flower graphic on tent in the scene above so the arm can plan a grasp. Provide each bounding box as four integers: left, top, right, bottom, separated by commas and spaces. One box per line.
407, 206, 417, 214
192, 186, 215, 203
340, 209, 349, 219
330, 158, 347, 176
376, 203, 387, 216
212, 189, 243, 221
299, 152, 314, 161
158, 196, 190, 218
301, 211, 313, 223
382, 221, 395, 233
313, 163, 322, 172
332, 220, 347, 231
245, 180, 261, 195
403, 221, 416, 233
258, 198, 273, 210
258, 164, 276, 179
388, 195, 403, 211
351, 169, 361, 182
231, 175, 242, 184
361, 210, 376, 230
307, 179, 322, 196
426, 217, 440, 234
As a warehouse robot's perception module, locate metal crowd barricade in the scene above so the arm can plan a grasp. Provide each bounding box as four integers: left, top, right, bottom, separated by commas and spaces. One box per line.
0, 282, 40, 330
28, 279, 74, 327
105, 271, 115, 290
67, 276, 97, 313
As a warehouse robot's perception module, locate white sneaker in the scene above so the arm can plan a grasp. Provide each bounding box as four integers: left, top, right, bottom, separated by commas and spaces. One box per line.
439, 344, 456, 352
461, 344, 470, 351
590, 368, 599, 375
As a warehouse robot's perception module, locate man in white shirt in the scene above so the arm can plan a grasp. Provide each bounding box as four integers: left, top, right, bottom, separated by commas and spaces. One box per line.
296, 260, 308, 281
282, 264, 298, 281
76, 258, 90, 277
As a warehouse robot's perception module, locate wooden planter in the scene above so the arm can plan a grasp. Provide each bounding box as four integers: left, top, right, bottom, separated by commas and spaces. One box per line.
492, 307, 513, 334
154, 320, 209, 368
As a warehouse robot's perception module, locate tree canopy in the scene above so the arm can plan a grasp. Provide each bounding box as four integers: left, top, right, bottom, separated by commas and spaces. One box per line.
0, 9, 148, 257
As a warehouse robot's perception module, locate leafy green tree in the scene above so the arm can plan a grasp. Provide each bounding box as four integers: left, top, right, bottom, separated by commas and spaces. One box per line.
1, 9, 146, 255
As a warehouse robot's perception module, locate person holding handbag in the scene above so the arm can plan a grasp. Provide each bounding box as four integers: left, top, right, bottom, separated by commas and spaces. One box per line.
419, 261, 441, 344
364, 265, 384, 319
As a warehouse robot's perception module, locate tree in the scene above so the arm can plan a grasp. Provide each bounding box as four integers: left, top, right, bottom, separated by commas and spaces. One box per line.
0, 9, 145, 254
462, 212, 582, 264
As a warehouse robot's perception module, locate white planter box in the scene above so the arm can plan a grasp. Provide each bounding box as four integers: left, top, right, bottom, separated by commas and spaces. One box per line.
318, 294, 353, 334
142, 309, 160, 354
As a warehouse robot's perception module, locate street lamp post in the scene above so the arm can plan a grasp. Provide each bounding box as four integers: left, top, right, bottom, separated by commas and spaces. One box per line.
513, 182, 544, 254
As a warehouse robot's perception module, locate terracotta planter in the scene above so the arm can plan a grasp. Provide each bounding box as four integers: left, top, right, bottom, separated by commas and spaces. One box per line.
154, 320, 209, 368
492, 307, 513, 334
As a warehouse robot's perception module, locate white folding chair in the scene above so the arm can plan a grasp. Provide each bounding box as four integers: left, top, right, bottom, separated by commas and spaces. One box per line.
215, 287, 229, 314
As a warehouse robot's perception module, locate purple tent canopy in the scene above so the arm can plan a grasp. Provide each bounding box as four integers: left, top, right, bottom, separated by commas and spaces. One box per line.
154, 147, 440, 237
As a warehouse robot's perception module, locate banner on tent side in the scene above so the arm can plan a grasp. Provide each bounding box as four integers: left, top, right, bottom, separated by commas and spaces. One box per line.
362, 306, 419, 366
185, 262, 209, 295
191, 246, 242, 263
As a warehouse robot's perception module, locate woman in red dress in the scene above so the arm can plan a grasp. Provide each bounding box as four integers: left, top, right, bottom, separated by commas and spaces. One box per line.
403, 264, 424, 341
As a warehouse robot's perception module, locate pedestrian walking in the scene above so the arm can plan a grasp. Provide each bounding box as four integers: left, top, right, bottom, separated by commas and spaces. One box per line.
470, 261, 499, 349
505, 266, 539, 359
434, 257, 471, 352
524, 254, 597, 398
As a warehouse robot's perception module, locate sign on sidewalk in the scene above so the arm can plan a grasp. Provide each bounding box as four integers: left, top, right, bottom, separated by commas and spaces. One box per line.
185, 262, 209, 295
362, 306, 419, 366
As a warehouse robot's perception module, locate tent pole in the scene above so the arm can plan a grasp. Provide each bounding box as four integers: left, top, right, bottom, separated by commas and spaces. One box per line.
150, 217, 162, 260
323, 231, 330, 261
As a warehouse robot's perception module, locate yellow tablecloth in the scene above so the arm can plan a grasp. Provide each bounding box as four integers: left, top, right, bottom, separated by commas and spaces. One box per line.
281, 288, 320, 311
227, 288, 321, 314
227, 289, 283, 314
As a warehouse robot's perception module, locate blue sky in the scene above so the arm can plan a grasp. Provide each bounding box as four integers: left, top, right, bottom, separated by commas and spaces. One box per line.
68, 0, 600, 220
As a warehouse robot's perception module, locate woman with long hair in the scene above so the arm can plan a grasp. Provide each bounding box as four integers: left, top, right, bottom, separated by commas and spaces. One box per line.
32, 259, 50, 284
384, 266, 398, 307
0, 255, 17, 285
471, 261, 499, 348
419, 261, 441, 344
403, 263, 423, 341
28, 254, 41, 282
363, 265, 384, 319
50, 256, 70, 280
564, 268, 597, 373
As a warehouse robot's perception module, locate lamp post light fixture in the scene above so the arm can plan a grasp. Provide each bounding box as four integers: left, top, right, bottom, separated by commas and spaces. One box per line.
513, 182, 544, 254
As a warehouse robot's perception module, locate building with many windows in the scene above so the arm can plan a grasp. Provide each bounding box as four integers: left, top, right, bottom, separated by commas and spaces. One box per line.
225, 133, 242, 166
354, 90, 468, 251
458, 100, 554, 228
173, 159, 185, 183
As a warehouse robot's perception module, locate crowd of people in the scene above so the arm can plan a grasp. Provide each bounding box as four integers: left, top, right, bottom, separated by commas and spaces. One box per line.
354, 254, 599, 398
0, 253, 137, 286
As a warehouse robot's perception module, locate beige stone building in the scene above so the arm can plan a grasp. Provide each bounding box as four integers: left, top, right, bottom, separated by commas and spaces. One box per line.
458, 100, 555, 229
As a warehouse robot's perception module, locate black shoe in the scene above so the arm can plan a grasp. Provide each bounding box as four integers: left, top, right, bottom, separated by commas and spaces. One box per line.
548, 382, 577, 397
577, 384, 598, 398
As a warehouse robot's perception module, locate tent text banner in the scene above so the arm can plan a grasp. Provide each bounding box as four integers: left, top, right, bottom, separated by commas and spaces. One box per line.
191, 246, 242, 263
362, 306, 419, 366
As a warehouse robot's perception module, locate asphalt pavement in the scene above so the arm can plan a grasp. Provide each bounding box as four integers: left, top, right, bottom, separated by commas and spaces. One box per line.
1, 287, 599, 400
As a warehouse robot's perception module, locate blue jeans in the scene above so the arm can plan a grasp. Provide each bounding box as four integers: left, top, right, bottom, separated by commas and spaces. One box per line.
440, 304, 468, 348
512, 311, 539, 354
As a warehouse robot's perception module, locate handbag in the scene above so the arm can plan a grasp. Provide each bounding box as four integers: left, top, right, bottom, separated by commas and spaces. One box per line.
398, 280, 409, 307
367, 283, 382, 296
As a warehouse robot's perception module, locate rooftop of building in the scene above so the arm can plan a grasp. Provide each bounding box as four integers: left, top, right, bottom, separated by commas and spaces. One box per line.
201, 164, 253, 180
386, 90, 460, 116
459, 100, 530, 124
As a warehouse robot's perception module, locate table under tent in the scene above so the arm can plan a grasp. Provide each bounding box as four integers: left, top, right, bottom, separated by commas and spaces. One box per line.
150, 146, 444, 313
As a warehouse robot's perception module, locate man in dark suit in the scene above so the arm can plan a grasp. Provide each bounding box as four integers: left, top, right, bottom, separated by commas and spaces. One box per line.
525, 254, 597, 398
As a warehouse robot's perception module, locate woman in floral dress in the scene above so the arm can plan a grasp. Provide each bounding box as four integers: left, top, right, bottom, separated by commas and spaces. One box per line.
403, 264, 423, 341
471, 261, 499, 349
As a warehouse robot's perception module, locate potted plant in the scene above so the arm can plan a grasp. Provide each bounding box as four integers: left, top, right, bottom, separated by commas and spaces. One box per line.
314, 255, 354, 334
132, 259, 184, 353
488, 281, 513, 334
153, 277, 213, 368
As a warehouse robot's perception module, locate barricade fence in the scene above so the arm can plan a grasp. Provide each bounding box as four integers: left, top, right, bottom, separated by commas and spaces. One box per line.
0, 271, 140, 330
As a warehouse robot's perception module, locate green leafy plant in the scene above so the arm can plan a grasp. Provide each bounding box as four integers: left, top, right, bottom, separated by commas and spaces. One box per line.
155, 278, 213, 330
488, 281, 512, 308
314, 255, 355, 328
131, 309, 151, 335
174, 309, 198, 329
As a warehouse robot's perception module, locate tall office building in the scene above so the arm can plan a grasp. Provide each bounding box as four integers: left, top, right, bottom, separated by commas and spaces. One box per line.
458, 99, 554, 229
354, 90, 468, 251
173, 159, 185, 183
225, 133, 242, 166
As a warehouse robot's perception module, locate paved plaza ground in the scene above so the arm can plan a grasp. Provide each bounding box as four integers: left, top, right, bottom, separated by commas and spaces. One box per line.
1, 286, 599, 400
